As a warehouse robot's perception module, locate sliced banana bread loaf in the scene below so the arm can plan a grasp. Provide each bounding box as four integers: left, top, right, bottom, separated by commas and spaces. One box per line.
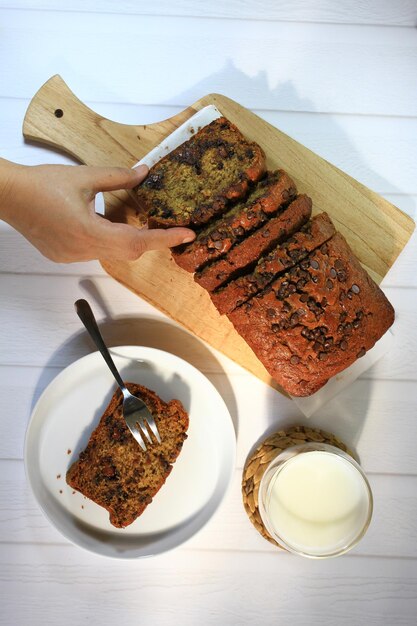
66, 383, 189, 528
210, 212, 335, 315
194, 194, 312, 292
136, 117, 266, 228
172, 170, 297, 273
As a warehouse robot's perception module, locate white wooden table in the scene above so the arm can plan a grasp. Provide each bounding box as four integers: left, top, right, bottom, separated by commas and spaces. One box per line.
1, 2, 417, 624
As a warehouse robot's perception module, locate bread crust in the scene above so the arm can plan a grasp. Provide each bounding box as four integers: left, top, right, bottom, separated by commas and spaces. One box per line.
228, 233, 395, 396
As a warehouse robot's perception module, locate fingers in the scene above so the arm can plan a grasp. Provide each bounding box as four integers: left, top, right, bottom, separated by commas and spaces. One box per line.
90, 215, 196, 261
129, 226, 196, 257
86, 164, 149, 193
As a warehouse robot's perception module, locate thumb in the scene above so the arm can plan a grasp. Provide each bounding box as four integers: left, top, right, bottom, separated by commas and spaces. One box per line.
91, 216, 196, 261
86, 164, 149, 193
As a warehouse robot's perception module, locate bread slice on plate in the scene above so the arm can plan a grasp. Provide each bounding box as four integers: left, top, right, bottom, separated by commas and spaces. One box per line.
66, 383, 189, 528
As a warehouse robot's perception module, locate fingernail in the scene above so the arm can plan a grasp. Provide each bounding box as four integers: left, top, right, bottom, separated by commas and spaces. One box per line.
182, 235, 195, 243
133, 164, 149, 175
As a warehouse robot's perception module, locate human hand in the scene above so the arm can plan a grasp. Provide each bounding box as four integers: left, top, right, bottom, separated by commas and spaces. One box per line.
0, 160, 196, 263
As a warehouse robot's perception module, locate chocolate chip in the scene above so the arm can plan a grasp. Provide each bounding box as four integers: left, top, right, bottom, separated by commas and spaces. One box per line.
262, 229, 270, 238
357, 347, 366, 358
313, 341, 322, 352
326, 279, 334, 290
340, 340, 348, 351
353, 319, 360, 329
323, 340, 332, 350
320, 243, 329, 255
357, 310, 364, 319
311, 275, 318, 283
344, 322, 352, 334
213, 240, 224, 250
297, 279, 306, 289
266, 308, 276, 318
318, 352, 328, 361
334, 259, 344, 270
321, 297, 328, 307
330, 268, 337, 278
338, 324, 344, 334
297, 308, 306, 316
271, 324, 280, 333
290, 313, 299, 325
310, 259, 319, 270
290, 355, 300, 365
300, 293, 309, 303
282, 301, 291, 313
300, 259, 310, 270
351, 284, 360, 294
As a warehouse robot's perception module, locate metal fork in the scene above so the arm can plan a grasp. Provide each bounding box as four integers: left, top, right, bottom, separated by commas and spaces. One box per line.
74, 299, 161, 451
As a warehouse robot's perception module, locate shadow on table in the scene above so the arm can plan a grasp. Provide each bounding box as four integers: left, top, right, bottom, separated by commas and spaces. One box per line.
31, 279, 239, 439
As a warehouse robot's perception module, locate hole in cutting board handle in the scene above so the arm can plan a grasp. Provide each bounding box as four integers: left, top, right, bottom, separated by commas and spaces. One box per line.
54, 108, 64, 118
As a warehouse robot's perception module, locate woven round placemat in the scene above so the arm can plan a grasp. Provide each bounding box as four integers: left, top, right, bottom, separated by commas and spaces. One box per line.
242, 425, 353, 548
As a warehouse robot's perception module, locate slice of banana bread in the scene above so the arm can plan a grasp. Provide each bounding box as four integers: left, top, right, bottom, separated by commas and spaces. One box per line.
66, 383, 189, 528
210, 213, 336, 314
135, 117, 266, 228
228, 232, 394, 396
194, 194, 312, 292
172, 170, 297, 273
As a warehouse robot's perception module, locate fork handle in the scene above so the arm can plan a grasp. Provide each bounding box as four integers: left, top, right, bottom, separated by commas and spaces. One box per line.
75, 299, 127, 394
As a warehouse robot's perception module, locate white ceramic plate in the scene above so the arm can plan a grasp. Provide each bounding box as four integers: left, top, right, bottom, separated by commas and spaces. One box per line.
24, 346, 236, 559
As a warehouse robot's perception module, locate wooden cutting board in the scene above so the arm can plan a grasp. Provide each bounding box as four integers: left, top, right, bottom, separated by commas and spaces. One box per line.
23, 75, 415, 391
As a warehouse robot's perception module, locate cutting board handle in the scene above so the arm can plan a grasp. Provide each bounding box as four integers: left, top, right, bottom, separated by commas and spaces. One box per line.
23, 74, 198, 168
22, 75, 141, 166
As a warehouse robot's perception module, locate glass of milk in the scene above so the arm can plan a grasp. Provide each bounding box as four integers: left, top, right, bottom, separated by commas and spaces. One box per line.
258, 443, 373, 558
